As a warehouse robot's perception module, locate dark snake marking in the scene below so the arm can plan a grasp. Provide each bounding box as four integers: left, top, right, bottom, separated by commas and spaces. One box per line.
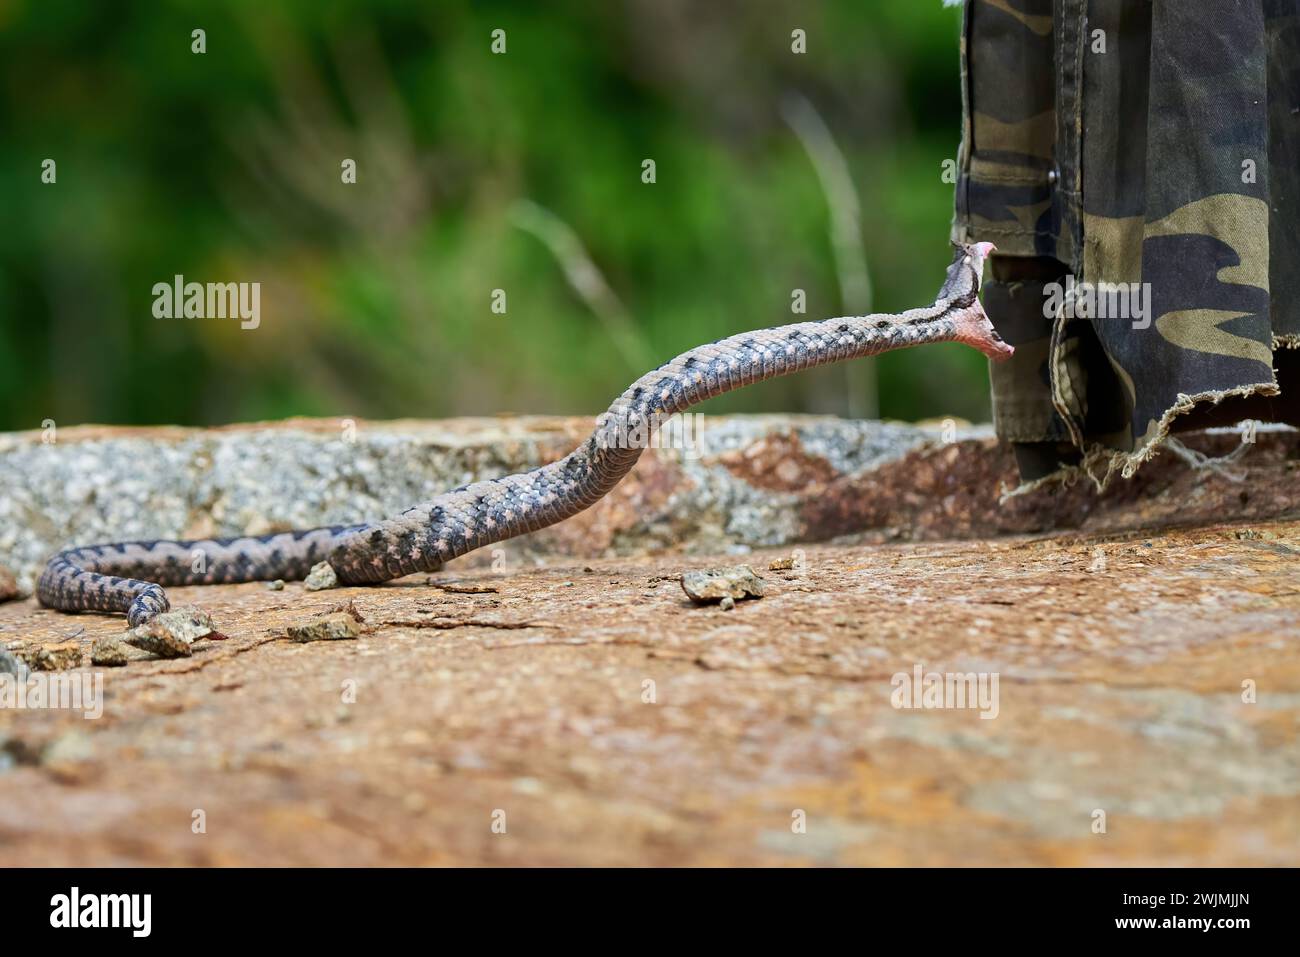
39, 243, 1010, 626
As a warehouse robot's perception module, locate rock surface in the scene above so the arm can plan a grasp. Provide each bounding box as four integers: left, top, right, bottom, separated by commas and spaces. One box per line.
1, 516, 1298, 865
2, 416, 1298, 596
0, 416, 1297, 865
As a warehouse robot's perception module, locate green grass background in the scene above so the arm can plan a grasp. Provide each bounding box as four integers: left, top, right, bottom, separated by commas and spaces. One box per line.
0, 0, 989, 429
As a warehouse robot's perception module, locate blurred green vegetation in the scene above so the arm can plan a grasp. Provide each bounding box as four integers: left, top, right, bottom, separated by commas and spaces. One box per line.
0, 0, 987, 430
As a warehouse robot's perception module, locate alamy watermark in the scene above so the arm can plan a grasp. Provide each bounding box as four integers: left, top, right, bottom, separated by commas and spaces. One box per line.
1044, 275, 1151, 329
0, 669, 104, 719
152, 275, 260, 329
50, 887, 151, 937
890, 663, 999, 720
596, 408, 708, 459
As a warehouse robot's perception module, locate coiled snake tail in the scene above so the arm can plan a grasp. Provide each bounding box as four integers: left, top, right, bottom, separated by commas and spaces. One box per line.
38, 242, 1009, 625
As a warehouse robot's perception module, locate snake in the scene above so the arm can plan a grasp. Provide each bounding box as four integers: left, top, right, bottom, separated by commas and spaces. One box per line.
38, 242, 1010, 626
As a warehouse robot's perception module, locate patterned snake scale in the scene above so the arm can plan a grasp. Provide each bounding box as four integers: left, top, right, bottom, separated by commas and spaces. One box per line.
39, 242, 1010, 626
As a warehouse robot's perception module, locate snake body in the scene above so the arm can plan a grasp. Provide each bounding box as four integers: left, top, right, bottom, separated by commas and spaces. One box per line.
38, 243, 1009, 626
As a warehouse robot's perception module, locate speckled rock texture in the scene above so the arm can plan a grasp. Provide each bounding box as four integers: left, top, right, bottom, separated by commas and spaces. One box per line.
0, 521, 1297, 865
0, 417, 1297, 865
2, 416, 1298, 595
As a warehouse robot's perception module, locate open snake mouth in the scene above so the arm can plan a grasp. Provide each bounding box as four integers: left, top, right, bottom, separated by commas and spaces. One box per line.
954, 296, 1014, 361
949, 242, 1013, 360
969, 241, 996, 294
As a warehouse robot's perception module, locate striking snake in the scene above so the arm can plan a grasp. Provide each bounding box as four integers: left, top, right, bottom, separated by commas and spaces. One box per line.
38, 242, 1010, 626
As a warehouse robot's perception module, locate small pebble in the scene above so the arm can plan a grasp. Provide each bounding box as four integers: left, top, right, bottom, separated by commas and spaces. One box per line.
265, 579, 285, 591
0, 566, 20, 603
429, 581, 499, 594
287, 612, 360, 643
90, 636, 132, 667
304, 562, 339, 591
126, 608, 219, 659
19, 645, 82, 671
680, 565, 766, 605
0, 647, 30, 678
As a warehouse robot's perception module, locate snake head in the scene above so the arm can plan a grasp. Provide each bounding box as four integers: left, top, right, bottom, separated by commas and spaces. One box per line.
940, 241, 1013, 361
937, 241, 996, 304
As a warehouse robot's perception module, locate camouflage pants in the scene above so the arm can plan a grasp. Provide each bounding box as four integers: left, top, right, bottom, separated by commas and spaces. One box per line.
952, 0, 1300, 483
